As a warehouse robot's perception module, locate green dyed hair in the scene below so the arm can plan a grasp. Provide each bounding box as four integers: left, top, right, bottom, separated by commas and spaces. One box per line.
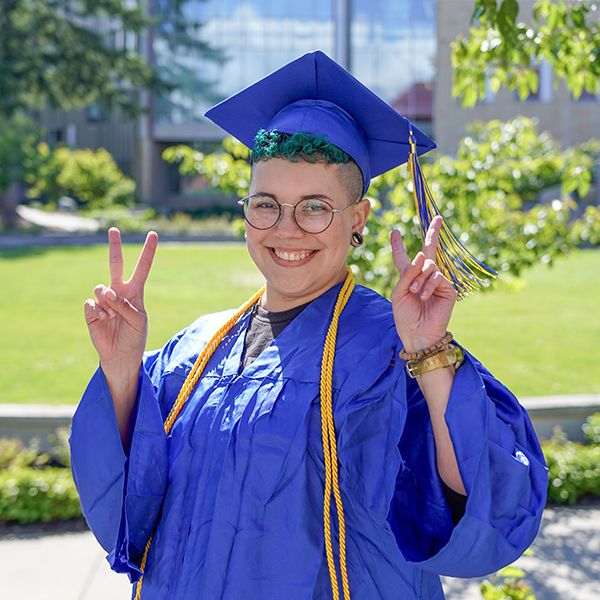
252, 130, 352, 164
251, 130, 364, 202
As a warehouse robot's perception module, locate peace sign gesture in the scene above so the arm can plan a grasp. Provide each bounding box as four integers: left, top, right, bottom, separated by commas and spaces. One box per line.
390, 216, 457, 353
83, 228, 157, 438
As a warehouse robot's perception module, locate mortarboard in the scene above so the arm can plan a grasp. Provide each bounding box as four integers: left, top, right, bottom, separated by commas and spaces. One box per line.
205, 50, 434, 198
205, 51, 496, 299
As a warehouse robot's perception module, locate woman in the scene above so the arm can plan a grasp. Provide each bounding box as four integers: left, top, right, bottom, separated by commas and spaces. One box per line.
71, 52, 547, 600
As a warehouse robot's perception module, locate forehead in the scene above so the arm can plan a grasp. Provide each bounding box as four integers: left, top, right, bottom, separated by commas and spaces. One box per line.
250, 158, 344, 196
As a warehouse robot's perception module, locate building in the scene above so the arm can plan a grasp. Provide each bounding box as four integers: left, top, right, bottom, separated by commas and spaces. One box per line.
38, 0, 437, 210
435, 0, 600, 156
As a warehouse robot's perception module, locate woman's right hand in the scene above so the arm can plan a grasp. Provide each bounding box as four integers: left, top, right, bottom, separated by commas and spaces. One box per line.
83, 227, 158, 444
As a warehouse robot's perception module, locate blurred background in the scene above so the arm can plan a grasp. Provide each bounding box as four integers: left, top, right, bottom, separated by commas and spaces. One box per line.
1, 2, 600, 598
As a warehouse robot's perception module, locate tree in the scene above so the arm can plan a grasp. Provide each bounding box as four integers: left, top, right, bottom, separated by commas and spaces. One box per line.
163, 118, 600, 296
357, 117, 599, 295
0, 114, 41, 228
0, 0, 221, 228
0, 0, 172, 119
163, 137, 252, 199
452, 0, 600, 106
152, 0, 225, 121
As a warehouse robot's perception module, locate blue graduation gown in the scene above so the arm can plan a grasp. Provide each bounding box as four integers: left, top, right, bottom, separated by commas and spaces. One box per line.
70, 283, 547, 599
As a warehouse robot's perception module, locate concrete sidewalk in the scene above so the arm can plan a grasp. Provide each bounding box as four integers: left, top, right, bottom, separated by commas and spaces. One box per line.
442, 504, 600, 599
0, 528, 131, 599
1, 505, 599, 599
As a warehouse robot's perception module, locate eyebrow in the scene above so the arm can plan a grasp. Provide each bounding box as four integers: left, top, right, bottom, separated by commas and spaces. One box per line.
251, 192, 277, 199
251, 192, 334, 203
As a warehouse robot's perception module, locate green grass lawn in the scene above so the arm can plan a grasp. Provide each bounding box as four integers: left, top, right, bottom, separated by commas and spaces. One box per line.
1, 241, 263, 404
1, 242, 598, 404
449, 249, 600, 397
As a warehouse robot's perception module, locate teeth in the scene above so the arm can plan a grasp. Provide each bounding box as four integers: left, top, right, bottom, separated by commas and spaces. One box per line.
274, 249, 311, 262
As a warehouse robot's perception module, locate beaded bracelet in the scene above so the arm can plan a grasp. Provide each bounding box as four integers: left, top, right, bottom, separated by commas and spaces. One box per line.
398, 331, 453, 362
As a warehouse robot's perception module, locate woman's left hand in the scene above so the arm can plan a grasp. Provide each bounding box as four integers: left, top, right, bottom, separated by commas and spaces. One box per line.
390, 216, 457, 353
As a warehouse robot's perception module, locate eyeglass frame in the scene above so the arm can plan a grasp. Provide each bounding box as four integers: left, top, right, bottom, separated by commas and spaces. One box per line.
238, 194, 359, 235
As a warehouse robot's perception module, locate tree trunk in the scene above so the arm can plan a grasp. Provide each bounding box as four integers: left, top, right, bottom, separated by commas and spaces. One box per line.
0, 183, 22, 230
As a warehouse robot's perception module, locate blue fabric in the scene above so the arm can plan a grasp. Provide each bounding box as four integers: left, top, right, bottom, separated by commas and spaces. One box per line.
70, 283, 547, 599
204, 51, 436, 197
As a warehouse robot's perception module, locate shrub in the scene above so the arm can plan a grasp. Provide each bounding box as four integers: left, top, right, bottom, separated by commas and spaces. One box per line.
0, 467, 81, 524
84, 205, 156, 232
542, 425, 600, 505
26, 144, 136, 210
0, 438, 38, 470
582, 413, 600, 445
480, 561, 536, 600
0, 429, 79, 525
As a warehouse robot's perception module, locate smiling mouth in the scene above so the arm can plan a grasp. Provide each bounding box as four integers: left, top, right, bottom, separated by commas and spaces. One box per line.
272, 248, 315, 262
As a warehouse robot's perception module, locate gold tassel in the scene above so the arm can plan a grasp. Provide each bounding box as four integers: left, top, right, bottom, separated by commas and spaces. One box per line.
407, 134, 497, 300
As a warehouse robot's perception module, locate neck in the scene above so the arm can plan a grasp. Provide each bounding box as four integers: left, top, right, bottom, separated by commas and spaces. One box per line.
260, 268, 350, 312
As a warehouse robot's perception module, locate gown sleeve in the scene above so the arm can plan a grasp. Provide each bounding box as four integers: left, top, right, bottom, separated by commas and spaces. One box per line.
389, 350, 548, 578
70, 333, 186, 580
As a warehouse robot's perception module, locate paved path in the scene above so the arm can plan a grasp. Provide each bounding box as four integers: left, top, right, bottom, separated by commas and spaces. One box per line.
0, 528, 131, 599
442, 504, 600, 600
15, 205, 101, 233
1, 505, 598, 599
0, 207, 240, 249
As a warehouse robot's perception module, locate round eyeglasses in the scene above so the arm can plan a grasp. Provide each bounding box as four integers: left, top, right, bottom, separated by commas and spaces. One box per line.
238, 195, 356, 235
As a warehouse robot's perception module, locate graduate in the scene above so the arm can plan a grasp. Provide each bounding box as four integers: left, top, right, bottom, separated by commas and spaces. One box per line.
70, 51, 548, 600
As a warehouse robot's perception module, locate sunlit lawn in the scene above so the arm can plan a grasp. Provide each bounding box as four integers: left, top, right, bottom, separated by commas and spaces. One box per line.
449, 249, 600, 397
1, 241, 263, 404
1, 241, 598, 404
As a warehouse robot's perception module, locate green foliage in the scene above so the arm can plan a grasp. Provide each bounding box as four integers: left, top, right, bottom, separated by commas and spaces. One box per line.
83, 205, 157, 231
542, 424, 600, 504
0, 438, 38, 470
0, 430, 71, 471
0, 430, 79, 525
80, 206, 239, 235
26, 145, 136, 209
583, 413, 600, 444
162, 123, 600, 296
0, 467, 81, 524
163, 137, 252, 198
45, 428, 72, 469
452, 0, 600, 106
571, 205, 600, 245
0, 113, 41, 195
480, 556, 536, 600
358, 117, 599, 294
0, 0, 173, 118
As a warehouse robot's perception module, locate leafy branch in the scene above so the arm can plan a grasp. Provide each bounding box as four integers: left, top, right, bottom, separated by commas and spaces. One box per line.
452, 0, 600, 106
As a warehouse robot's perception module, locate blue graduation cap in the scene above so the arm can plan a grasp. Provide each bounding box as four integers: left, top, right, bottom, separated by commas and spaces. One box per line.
205, 50, 434, 198
205, 51, 496, 299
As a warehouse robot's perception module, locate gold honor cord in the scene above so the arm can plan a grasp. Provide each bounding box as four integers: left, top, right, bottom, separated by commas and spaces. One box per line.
407, 135, 497, 300
320, 268, 354, 600
134, 271, 355, 599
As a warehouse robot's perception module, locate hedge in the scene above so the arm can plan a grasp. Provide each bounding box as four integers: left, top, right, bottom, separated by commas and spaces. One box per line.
2, 415, 600, 525
0, 430, 81, 525
0, 466, 81, 524
542, 412, 600, 505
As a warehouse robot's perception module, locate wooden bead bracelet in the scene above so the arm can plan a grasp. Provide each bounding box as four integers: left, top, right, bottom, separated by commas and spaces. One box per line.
398, 331, 453, 362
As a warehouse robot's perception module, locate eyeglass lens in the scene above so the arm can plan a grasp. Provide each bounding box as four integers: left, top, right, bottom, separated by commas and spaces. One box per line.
243, 196, 334, 234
